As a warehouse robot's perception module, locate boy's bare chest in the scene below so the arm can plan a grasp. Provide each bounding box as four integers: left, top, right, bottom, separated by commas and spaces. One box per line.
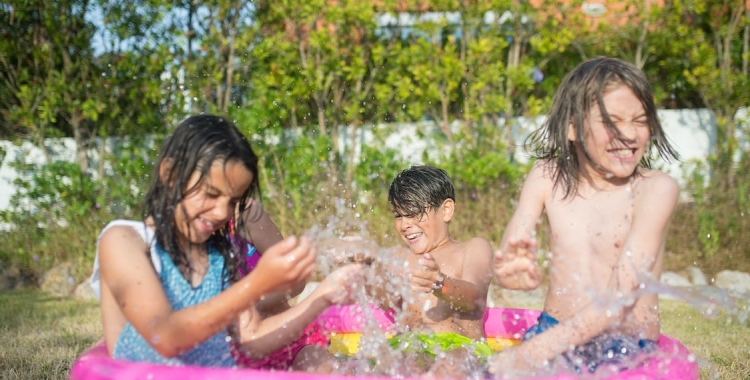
546, 190, 635, 266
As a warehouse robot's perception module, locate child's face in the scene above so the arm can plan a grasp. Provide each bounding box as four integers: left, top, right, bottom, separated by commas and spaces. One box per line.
175, 159, 252, 246
572, 84, 651, 183
393, 200, 451, 255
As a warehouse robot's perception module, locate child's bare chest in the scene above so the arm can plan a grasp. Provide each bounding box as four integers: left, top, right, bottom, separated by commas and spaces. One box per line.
546, 189, 635, 270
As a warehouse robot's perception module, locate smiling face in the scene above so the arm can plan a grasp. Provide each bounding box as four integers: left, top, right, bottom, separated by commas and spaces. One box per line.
174, 159, 253, 248
393, 199, 454, 255
569, 84, 651, 186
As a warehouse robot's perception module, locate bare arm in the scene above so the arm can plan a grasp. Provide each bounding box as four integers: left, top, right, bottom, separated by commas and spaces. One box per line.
493, 163, 548, 290
411, 238, 493, 313
99, 227, 316, 358
490, 173, 679, 374
239, 203, 306, 311
235, 264, 363, 357
440, 238, 493, 312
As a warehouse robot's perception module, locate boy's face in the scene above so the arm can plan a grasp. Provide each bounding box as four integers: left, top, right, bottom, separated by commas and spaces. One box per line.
569, 84, 651, 184
392, 199, 453, 255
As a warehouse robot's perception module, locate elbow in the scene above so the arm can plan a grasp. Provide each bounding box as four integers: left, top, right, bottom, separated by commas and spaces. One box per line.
145, 329, 196, 358
150, 340, 182, 359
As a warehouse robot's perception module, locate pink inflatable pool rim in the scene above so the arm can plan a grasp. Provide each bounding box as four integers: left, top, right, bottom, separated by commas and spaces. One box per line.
70, 306, 699, 380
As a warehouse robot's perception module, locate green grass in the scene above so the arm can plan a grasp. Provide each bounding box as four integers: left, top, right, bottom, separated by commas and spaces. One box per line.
660, 299, 750, 380
0, 291, 748, 379
0, 291, 102, 380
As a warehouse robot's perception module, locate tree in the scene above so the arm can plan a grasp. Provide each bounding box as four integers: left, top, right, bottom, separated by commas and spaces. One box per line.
682, 0, 749, 187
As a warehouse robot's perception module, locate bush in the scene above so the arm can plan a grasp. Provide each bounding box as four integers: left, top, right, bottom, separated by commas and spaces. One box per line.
0, 138, 154, 284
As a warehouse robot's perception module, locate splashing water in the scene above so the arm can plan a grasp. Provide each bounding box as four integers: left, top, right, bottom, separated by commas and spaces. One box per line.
273, 202, 748, 379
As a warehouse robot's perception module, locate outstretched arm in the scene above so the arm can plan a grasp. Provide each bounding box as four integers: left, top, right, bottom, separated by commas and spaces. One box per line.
489, 173, 679, 376
493, 163, 548, 290
234, 264, 364, 358
99, 230, 316, 358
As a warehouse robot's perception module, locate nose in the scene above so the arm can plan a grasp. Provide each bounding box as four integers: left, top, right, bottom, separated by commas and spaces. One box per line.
212, 198, 234, 222
617, 121, 638, 142
399, 216, 416, 230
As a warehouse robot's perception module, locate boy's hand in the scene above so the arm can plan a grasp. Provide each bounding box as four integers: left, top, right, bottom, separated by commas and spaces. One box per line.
408, 253, 442, 293
252, 236, 317, 296
493, 237, 541, 290
316, 264, 365, 305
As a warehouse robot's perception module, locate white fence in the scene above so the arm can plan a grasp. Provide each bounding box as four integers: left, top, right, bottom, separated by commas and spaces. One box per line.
1, 108, 747, 211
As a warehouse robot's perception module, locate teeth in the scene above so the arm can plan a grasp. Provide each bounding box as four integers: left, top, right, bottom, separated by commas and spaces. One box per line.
613, 149, 633, 157
406, 233, 421, 239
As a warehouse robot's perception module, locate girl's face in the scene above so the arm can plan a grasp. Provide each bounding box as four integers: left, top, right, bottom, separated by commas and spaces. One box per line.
175, 159, 253, 247
570, 84, 651, 185
393, 199, 453, 255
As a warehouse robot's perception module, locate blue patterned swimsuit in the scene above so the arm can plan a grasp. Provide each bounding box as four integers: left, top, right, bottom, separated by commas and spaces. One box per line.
112, 243, 236, 367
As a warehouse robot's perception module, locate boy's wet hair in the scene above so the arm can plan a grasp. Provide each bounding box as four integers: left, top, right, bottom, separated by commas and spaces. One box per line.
526, 56, 679, 198
388, 165, 455, 217
144, 114, 259, 283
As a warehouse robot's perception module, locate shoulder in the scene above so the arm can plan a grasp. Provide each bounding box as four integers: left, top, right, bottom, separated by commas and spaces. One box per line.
444, 238, 491, 263
635, 169, 679, 201
462, 237, 493, 266
632, 169, 680, 217
524, 160, 555, 189
463, 237, 492, 254
98, 223, 150, 261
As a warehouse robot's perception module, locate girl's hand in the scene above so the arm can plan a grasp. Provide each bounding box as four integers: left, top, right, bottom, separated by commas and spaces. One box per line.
408, 253, 442, 293
493, 237, 541, 290
252, 236, 316, 296
316, 264, 365, 305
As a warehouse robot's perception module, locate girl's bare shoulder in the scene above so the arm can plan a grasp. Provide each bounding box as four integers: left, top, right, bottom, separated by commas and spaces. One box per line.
98, 224, 150, 261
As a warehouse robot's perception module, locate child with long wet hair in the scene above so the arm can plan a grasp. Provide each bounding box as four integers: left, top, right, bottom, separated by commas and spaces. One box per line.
90, 115, 359, 367
490, 57, 680, 377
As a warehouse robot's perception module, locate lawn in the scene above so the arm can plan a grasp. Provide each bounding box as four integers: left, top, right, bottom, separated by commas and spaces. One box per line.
0, 291, 747, 379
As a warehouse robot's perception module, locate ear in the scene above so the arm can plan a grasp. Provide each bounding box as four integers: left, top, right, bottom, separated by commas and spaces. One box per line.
567, 120, 576, 142
441, 199, 455, 223
159, 158, 174, 185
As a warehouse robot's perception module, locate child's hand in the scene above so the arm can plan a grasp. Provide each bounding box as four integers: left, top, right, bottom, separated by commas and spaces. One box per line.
408, 253, 442, 293
252, 236, 317, 295
318, 236, 378, 266
317, 264, 365, 305
493, 237, 541, 290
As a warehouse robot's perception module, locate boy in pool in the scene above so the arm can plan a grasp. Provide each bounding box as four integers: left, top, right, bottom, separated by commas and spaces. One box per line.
489, 57, 680, 377
368, 165, 494, 377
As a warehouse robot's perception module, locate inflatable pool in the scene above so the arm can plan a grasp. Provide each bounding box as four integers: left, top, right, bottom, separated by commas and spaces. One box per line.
69, 306, 698, 380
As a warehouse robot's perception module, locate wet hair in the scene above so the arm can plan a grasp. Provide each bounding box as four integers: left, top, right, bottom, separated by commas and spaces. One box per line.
143, 114, 259, 284
388, 165, 455, 218
526, 56, 679, 198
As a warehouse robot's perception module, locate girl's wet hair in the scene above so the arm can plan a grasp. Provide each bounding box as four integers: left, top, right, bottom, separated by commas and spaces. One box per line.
388, 165, 455, 217
144, 115, 259, 283
526, 56, 679, 198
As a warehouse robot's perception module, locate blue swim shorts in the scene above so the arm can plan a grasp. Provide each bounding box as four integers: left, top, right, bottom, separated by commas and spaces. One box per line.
523, 312, 657, 374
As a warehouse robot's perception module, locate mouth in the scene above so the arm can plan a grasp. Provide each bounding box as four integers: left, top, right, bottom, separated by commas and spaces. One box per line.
610, 148, 637, 159
197, 217, 218, 232
405, 232, 423, 241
